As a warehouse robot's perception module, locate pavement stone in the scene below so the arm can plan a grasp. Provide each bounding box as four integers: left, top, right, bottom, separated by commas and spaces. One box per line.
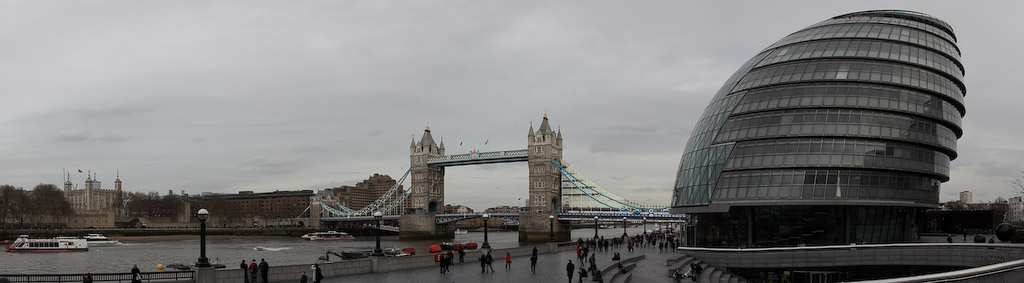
323, 242, 677, 283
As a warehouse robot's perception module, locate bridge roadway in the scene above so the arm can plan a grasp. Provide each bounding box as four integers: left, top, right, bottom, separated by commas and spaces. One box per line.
319, 212, 687, 224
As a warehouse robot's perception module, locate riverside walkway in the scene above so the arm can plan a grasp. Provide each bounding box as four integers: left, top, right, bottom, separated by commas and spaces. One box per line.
325, 243, 679, 283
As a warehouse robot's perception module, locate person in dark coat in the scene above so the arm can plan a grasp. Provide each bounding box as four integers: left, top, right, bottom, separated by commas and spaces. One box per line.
313, 263, 323, 283
82, 273, 93, 283
577, 266, 587, 283
566, 260, 575, 283
530, 253, 538, 273
130, 264, 142, 283
259, 259, 269, 283
299, 271, 307, 283
240, 260, 250, 283
479, 254, 487, 273
485, 251, 495, 272
458, 247, 465, 263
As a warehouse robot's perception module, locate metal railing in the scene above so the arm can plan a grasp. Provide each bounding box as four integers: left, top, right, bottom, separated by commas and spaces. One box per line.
0, 271, 194, 283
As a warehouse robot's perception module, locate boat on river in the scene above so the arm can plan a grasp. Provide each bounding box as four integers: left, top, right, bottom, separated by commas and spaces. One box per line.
5, 235, 88, 252
454, 229, 468, 235
301, 231, 355, 240
82, 234, 121, 246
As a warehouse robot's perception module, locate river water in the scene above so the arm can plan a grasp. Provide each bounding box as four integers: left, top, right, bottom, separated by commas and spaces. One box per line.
0, 226, 655, 274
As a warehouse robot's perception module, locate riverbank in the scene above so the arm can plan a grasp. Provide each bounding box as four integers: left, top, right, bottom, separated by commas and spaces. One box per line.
0, 228, 315, 241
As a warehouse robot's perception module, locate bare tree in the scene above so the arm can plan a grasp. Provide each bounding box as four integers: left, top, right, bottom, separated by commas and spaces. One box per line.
1014, 170, 1024, 196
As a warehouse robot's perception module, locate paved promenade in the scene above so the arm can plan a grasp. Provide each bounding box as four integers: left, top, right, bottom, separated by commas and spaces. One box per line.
325, 243, 678, 283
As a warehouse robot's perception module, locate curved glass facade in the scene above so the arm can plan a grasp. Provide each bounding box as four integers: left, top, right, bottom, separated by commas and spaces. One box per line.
672, 10, 965, 247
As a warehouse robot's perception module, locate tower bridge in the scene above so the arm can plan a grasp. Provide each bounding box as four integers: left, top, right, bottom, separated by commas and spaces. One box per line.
308, 114, 679, 242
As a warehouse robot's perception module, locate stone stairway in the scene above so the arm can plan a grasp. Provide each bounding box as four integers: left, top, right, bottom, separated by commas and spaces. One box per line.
598, 254, 644, 283
663, 255, 749, 283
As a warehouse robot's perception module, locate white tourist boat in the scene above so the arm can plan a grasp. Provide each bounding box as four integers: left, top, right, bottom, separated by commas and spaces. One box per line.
454, 229, 468, 235
301, 231, 355, 241
5, 235, 88, 252
82, 234, 121, 246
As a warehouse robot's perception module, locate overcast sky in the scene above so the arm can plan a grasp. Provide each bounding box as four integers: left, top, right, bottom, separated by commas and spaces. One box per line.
2, 1, 1022, 210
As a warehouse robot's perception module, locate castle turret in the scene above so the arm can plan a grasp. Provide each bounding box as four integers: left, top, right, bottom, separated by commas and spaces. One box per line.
115, 171, 122, 192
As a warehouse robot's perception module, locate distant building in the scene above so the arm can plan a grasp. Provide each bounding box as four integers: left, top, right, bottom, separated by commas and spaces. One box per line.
63, 170, 123, 228
446, 204, 474, 214
189, 190, 313, 226
485, 205, 528, 214
960, 191, 973, 204
1007, 197, 1023, 224
325, 174, 405, 210
64, 170, 123, 214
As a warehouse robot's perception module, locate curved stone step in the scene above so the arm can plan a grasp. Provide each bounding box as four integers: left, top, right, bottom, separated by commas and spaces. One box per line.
666, 256, 693, 277
709, 269, 723, 282
699, 266, 716, 283
729, 275, 740, 283
720, 273, 731, 283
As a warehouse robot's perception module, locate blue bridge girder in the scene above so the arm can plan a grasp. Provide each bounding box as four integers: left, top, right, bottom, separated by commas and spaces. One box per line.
319, 212, 685, 225
427, 149, 528, 167
435, 213, 519, 224
557, 212, 687, 222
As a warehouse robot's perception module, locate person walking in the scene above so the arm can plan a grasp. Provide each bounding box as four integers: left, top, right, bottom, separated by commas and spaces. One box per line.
504, 252, 512, 269
530, 253, 538, 273
259, 259, 269, 283
444, 251, 452, 272
577, 266, 587, 283
313, 263, 323, 283
439, 253, 448, 274
458, 247, 465, 263
588, 253, 597, 276
240, 260, 250, 283
82, 273, 93, 283
566, 260, 575, 283
299, 271, 307, 283
249, 259, 259, 283
130, 265, 142, 283
485, 251, 495, 273
479, 253, 487, 273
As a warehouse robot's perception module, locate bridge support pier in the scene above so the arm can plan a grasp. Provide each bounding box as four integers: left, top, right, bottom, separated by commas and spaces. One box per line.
399, 214, 454, 240
519, 213, 571, 242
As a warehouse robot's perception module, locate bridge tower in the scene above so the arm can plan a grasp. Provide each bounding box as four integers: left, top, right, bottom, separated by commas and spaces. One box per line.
409, 125, 446, 214
521, 113, 571, 242
400, 125, 455, 239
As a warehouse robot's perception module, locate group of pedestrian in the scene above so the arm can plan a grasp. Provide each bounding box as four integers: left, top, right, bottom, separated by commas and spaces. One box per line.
240, 259, 270, 283
439, 249, 454, 274
478, 251, 495, 273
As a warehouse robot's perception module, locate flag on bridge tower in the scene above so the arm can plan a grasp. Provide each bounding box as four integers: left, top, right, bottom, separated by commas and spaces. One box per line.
485, 139, 489, 145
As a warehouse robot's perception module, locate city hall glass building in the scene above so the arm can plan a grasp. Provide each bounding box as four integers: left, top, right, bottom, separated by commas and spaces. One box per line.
671, 10, 965, 247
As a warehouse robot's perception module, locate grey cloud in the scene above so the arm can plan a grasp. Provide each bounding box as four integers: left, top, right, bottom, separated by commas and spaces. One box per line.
3, 1, 1023, 211
55, 131, 91, 143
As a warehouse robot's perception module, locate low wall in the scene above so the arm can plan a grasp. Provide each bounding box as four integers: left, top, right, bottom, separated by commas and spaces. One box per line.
205, 242, 576, 283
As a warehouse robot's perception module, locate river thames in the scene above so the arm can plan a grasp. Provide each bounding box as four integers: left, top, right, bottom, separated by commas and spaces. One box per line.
0, 226, 653, 274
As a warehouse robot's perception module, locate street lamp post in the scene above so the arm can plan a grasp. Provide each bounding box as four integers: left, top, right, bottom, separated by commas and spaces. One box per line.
593, 216, 599, 239
196, 209, 211, 267
548, 215, 555, 242
642, 216, 647, 235
647, 213, 654, 234
622, 217, 628, 237
372, 211, 384, 256
482, 214, 491, 249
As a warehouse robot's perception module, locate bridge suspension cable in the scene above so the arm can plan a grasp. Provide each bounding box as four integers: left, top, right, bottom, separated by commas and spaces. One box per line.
551, 158, 670, 213
318, 168, 413, 217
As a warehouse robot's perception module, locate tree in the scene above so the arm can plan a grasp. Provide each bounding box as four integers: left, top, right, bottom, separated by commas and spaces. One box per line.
1013, 170, 1024, 196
